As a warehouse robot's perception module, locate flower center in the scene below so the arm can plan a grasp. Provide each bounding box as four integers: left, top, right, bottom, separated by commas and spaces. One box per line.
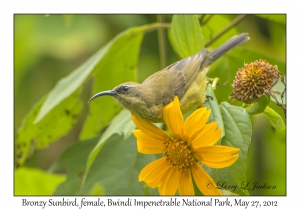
163, 138, 194, 171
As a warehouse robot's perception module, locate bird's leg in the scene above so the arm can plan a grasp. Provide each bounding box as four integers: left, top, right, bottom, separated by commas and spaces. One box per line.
207, 77, 219, 90
204, 78, 219, 103
207, 77, 229, 90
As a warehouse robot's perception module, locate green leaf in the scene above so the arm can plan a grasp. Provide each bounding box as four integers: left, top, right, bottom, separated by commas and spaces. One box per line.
245, 95, 270, 115
220, 189, 239, 195
203, 83, 225, 139
203, 102, 252, 195
80, 27, 143, 140
15, 167, 66, 195
193, 179, 204, 195
51, 137, 98, 195
34, 24, 151, 124
82, 109, 136, 185
16, 92, 82, 166
257, 15, 286, 25
79, 135, 156, 195
89, 182, 104, 195
148, 185, 159, 196
169, 14, 204, 58
263, 106, 286, 138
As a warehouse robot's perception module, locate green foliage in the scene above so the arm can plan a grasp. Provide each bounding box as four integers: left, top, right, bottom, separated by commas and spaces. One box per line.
203, 102, 252, 195
15, 167, 66, 195
51, 137, 98, 195
245, 95, 270, 115
34, 24, 150, 124
16, 92, 81, 166
256, 14, 286, 25
89, 183, 105, 196
201, 15, 238, 47
271, 76, 286, 104
52, 135, 156, 195
80, 135, 156, 195
80, 26, 144, 140
83, 109, 136, 185
169, 14, 204, 58
263, 106, 286, 139
207, 46, 286, 111
16, 23, 152, 166
203, 84, 225, 139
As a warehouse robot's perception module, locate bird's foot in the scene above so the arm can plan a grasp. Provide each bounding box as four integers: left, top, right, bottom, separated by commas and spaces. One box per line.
205, 95, 213, 100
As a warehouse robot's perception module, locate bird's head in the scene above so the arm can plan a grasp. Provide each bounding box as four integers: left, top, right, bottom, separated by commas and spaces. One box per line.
88, 82, 144, 110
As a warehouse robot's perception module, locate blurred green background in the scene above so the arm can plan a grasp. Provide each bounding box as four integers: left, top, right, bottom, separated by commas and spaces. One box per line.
14, 14, 286, 195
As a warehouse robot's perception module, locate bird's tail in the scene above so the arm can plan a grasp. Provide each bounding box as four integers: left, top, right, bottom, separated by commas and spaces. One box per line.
205, 33, 250, 66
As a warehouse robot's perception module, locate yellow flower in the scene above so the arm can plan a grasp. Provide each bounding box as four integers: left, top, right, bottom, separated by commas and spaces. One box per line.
131, 96, 240, 195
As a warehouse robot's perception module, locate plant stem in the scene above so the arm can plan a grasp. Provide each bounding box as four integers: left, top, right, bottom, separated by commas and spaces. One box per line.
205, 14, 247, 47
157, 15, 168, 68
198, 14, 206, 24
143, 23, 171, 33
201, 14, 213, 26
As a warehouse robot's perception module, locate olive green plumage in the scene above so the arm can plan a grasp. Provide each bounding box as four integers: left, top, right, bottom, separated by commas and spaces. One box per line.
89, 33, 250, 122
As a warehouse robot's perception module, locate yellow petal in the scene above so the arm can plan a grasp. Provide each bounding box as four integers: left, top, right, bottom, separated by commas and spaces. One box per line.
191, 122, 222, 148
178, 170, 194, 195
163, 96, 184, 139
139, 157, 170, 188
133, 130, 165, 154
147, 167, 170, 188
200, 154, 239, 168
194, 145, 240, 160
194, 145, 239, 168
191, 163, 222, 195
183, 107, 210, 143
131, 115, 169, 141
158, 167, 180, 195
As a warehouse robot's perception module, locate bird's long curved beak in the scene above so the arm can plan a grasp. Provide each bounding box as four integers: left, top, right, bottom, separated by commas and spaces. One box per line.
88, 90, 117, 103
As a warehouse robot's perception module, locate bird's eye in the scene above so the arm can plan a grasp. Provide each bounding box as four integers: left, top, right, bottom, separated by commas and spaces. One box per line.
123, 86, 129, 91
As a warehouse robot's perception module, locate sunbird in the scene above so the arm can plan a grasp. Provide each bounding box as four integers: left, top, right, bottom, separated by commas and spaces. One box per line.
89, 33, 250, 122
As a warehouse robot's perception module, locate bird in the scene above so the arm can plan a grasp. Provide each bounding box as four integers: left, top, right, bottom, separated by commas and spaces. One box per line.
88, 33, 250, 123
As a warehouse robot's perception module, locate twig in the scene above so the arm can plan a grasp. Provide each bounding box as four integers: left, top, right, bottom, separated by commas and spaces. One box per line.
201, 15, 213, 26
205, 14, 247, 47
143, 23, 171, 33
267, 90, 286, 118
279, 74, 286, 104
198, 15, 206, 24
157, 15, 168, 68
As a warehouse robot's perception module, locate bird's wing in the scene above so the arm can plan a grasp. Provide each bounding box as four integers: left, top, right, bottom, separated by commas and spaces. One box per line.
142, 49, 207, 105
142, 69, 186, 106
165, 49, 208, 88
